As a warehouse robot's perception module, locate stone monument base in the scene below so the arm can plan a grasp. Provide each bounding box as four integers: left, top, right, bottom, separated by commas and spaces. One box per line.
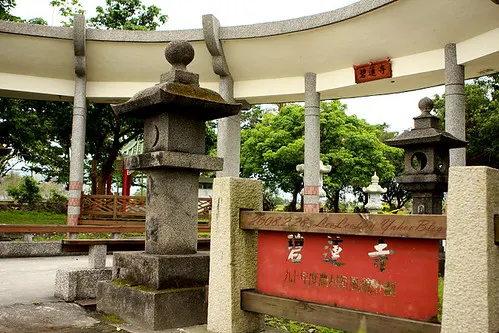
112, 251, 209, 289
97, 251, 210, 330
97, 280, 207, 330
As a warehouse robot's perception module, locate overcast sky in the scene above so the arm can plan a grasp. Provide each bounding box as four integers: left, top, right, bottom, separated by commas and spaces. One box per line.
12, 0, 445, 133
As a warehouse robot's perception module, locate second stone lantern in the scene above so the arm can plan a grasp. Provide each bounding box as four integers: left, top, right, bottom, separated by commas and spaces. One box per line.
385, 97, 466, 215
97, 41, 240, 330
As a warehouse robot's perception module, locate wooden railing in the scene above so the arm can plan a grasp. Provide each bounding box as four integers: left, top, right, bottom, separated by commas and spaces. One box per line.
79, 194, 212, 226
0, 195, 213, 240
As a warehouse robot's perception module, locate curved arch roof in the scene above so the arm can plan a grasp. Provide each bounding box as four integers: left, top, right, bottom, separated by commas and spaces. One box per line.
0, 0, 498, 104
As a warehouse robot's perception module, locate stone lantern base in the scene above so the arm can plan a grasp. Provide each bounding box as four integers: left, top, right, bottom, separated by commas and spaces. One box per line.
96, 251, 210, 330
97, 279, 207, 330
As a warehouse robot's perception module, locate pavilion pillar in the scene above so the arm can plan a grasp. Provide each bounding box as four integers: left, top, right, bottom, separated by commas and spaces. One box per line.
303, 72, 321, 212
67, 14, 87, 235
217, 75, 241, 177
203, 14, 247, 178
444, 43, 466, 166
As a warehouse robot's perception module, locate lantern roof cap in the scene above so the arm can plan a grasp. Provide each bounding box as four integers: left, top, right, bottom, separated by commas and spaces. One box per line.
385, 97, 467, 149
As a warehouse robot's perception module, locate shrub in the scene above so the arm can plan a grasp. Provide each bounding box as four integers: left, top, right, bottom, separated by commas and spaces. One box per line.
7, 176, 42, 205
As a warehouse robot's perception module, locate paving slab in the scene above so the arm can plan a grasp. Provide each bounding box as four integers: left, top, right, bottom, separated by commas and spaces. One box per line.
0, 255, 112, 305
0, 302, 114, 333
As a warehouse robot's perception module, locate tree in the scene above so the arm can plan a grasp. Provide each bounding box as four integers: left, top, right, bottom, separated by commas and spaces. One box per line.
90, 0, 167, 31
433, 74, 499, 168
84, 103, 143, 194
0, 98, 73, 182
0, 0, 169, 193
241, 104, 305, 210
50, 0, 166, 194
319, 101, 401, 212
241, 102, 403, 212
50, 0, 167, 29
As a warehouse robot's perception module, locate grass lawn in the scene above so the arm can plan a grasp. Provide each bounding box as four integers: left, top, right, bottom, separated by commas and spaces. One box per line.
0, 210, 66, 225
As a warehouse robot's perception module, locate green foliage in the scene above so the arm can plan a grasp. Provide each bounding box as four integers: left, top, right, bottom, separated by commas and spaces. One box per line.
0, 98, 73, 182
205, 121, 217, 156
50, 0, 167, 30
84, 103, 143, 194
433, 74, 499, 168
49, 0, 85, 26
265, 316, 347, 333
438, 277, 444, 323
1, 0, 21, 21
319, 102, 402, 212
241, 104, 304, 210
2, 1, 167, 193
46, 188, 67, 205
7, 176, 42, 204
90, 0, 167, 31
241, 102, 405, 212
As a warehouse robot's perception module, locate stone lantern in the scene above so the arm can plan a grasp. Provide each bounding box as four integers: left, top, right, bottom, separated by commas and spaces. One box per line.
97, 41, 240, 330
385, 97, 466, 215
363, 172, 387, 214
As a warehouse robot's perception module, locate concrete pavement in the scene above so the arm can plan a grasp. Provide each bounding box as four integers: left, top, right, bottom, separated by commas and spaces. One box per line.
0, 255, 112, 306
0, 254, 285, 333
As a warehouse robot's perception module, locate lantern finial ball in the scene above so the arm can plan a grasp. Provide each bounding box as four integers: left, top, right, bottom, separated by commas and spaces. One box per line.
165, 41, 195, 69
418, 97, 434, 115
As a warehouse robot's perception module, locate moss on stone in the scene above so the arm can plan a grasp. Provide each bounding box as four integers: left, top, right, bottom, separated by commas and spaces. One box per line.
112, 279, 205, 294
164, 82, 227, 103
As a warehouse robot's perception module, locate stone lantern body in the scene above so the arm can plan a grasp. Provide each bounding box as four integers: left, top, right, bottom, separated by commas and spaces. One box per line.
385, 97, 466, 214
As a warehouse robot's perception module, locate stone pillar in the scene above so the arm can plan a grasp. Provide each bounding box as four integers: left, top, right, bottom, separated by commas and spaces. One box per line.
445, 43, 466, 166
441, 166, 499, 333
207, 177, 264, 333
303, 72, 321, 213
203, 14, 242, 178
217, 76, 241, 177
67, 14, 87, 234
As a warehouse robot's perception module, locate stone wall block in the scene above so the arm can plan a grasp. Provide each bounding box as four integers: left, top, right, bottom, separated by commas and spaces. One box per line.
207, 177, 264, 333
441, 166, 499, 333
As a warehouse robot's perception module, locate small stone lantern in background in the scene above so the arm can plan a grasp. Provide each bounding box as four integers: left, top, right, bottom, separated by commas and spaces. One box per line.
363, 172, 387, 214
385, 97, 466, 215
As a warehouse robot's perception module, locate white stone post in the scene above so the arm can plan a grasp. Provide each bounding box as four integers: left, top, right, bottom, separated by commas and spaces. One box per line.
362, 172, 387, 214
303, 72, 321, 212
444, 43, 466, 166
207, 177, 264, 333
441, 166, 499, 333
67, 14, 87, 235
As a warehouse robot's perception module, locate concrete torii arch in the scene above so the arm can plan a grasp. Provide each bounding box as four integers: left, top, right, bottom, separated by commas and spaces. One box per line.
1, 0, 498, 220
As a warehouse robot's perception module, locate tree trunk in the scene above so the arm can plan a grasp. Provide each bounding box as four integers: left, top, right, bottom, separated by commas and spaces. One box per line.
333, 189, 340, 213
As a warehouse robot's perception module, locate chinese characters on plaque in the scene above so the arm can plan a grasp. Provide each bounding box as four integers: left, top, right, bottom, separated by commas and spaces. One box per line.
354, 58, 392, 84
286, 233, 393, 271
257, 230, 440, 321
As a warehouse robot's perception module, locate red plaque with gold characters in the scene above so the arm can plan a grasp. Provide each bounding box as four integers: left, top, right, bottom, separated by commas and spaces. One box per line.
354, 58, 392, 84
256, 230, 439, 322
